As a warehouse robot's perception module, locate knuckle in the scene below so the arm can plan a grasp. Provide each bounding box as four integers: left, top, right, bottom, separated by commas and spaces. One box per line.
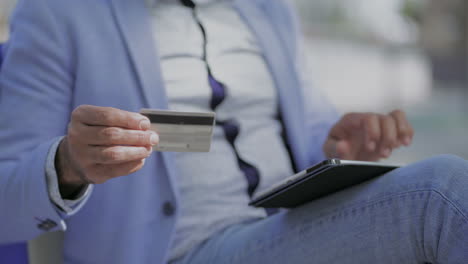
102, 127, 121, 142
364, 121, 379, 138
365, 112, 377, 121
67, 128, 80, 143
125, 116, 134, 129
392, 109, 405, 118
359, 114, 370, 125
136, 132, 148, 144
382, 115, 396, 128
104, 149, 123, 162
97, 109, 112, 124
113, 110, 124, 123
365, 115, 379, 129
381, 114, 392, 123
71, 106, 83, 121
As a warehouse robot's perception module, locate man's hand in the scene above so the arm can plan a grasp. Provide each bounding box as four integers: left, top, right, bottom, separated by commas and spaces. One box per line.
56, 105, 159, 198
323, 110, 414, 161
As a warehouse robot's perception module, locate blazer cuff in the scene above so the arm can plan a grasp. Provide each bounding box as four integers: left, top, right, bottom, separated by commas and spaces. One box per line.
45, 136, 94, 215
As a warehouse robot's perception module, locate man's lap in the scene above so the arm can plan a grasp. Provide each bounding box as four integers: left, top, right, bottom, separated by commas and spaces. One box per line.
172, 155, 468, 264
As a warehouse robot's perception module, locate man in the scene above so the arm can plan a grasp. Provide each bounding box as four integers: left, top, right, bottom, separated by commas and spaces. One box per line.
0, 0, 467, 263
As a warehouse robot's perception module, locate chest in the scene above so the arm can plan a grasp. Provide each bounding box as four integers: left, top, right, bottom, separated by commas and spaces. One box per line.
150, 2, 278, 121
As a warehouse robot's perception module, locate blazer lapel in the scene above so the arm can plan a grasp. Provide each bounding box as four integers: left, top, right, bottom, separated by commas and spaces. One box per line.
110, 0, 168, 109
109, 0, 179, 196
233, 0, 309, 169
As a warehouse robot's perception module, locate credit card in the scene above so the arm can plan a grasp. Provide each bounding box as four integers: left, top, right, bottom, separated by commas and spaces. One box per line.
140, 109, 216, 152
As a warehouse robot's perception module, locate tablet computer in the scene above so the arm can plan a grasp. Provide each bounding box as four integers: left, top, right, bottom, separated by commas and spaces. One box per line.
250, 159, 400, 208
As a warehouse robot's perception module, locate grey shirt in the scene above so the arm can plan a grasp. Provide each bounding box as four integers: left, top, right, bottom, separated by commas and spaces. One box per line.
151, 0, 294, 261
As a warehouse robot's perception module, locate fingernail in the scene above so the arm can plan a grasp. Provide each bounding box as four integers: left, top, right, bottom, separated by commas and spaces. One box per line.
150, 133, 159, 145
381, 148, 391, 157
146, 147, 153, 157
367, 141, 376, 151
140, 119, 151, 130
403, 136, 411, 146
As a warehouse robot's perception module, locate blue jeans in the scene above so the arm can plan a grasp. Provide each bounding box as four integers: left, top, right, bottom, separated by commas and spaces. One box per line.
172, 155, 468, 264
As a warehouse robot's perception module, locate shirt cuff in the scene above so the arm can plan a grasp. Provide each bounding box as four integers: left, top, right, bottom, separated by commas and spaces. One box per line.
45, 136, 93, 214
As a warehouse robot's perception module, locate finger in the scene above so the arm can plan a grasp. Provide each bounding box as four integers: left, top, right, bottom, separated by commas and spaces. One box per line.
334, 140, 355, 160
328, 113, 361, 140
361, 113, 381, 152
73, 124, 159, 146
72, 105, 150, 130
389, 110, 413, 146
88, 159, 147, 184
323, 138, 337, 159
407, 125, 415, 145
323, 138, 353, 159
88, 145, 152, 165
378, 115, 398, 157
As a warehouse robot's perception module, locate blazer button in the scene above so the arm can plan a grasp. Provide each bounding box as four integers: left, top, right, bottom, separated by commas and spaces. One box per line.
162, 201, 175, 217
37, 219, 57, 231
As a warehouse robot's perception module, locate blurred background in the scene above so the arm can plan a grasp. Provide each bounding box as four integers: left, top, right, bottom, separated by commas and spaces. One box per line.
1, 0, 467, 164
291, 0, 468, 164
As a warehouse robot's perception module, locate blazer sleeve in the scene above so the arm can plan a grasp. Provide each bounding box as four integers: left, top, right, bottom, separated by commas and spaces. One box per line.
0, 0, 90, 243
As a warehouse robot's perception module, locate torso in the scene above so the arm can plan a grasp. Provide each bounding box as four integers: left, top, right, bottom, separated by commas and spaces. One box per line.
150, 0, 294, 260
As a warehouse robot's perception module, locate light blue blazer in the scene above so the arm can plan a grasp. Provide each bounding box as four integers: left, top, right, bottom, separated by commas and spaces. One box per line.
0, 0, 338, 262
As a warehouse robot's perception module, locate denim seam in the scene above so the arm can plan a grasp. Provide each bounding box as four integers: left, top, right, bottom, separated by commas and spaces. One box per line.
425, 188, 468, 221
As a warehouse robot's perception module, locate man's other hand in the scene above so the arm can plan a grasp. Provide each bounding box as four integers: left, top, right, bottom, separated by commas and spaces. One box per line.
56, 105, 159, 198
323, 110, 414, 161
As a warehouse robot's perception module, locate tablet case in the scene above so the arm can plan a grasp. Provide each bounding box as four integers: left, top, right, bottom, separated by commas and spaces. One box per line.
251, 162, 399, 208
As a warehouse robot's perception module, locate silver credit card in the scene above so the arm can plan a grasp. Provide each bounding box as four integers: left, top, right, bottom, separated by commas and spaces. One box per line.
140, 109, 216, 152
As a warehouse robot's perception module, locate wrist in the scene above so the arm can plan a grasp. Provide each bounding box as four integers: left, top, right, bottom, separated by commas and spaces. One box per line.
56, 137, 88, 199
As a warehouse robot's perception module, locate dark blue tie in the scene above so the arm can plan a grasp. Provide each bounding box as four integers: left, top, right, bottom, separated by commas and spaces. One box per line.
209, 75, 278, 215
